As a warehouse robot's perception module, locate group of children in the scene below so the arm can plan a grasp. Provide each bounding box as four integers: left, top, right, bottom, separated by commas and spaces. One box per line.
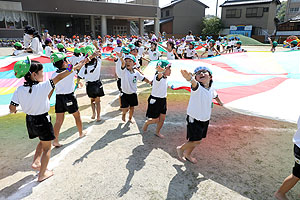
7, 29, 300, 198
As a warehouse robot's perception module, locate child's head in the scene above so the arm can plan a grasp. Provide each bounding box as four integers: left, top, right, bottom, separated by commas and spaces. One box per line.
194, 66, 213, 87
74, 48, 81, 57
189, 41, 195, 49
50, 52, 68, 69
209, 40, 215, 47
57, 43, 65, 52
80, 46, 86, 56
124, 54, 136, 70
272, 41, 278, 47
122, 47, 130, 55
236, 41, 242, 48
117, 39, 122, 47
291, 40, 298, 47
156, 60, 171, 76
14, 42, 23, 50
167, 40, 175, 49
45, 38, 52, 46
150, 42, 157, 50
130, 47, 138, 56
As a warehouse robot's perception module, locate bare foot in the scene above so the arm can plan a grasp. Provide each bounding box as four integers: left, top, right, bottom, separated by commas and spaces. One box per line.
52, 141, 62, 148
185, 156, 197, 164
91, 113, 96, 119
96, 116, 101, 122
274, 192, 288, 200
38, 170, 54, 182
142, 122, 148, 132
31, 163, 41, 171
155, 133, 165, 138
176, 147, 186, 161
79, 131, 87, 138
128, 119, 134, 124
122, 113, 126, 122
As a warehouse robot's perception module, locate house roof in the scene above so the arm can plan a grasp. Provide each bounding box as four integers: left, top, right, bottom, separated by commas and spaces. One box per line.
161, 0, 209, 9
144, 17, 174, 26
220, 0, 281, 7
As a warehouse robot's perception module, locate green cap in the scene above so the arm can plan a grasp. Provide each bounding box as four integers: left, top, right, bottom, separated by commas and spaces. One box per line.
236, 41, 242, 45
190, 41, 196, 46
124, 54, 136, 63
209, 39, 215, 44
50, 52, 66, 63
291, 40, 298, 45
80, 47, 86, 54
156, 60, 171, 69
14, 42, 22, 47
122, 47, 130, 54
128, 44, 135, 50
14, 56, 31, 78
74, 48, 81, 54
85, 45, 95, 56
272, 41, 278, 47
57, 43, 64, 49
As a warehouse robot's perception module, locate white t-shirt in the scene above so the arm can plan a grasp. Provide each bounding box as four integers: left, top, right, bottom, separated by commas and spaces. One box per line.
233, 47, 244, 53
166, 50, 175, 60
151, 34, 158, 41
216, 41, 221, 46
291, 46, 298, 50
11, 80, 55, 115
114, 46, 122, 53
45, 46, 52, 57
177, 44, 185, 54
185, 35, 195, 41
23, 33, 32, 48
151, 74, 168, 98
30, 37, 43, 55
51, 71, 76, 94
120, 68, 144, 94
78, 58, 102, 82
69, 55, 83, 66
148, 49, 161, 60
13, 50, 24, 56
138, 46, 144, 58
186, 48, 196, 58
187, 83, 217, 121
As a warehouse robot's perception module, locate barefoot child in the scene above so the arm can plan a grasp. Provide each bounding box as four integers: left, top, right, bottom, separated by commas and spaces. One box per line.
275, 116, 300, 200
119, 54, 151, 123
78, 46, 104, 121
176, 66, 223, 164
50, 52, 90, 147
9, 56, 84, 181
143, 60, 171, 138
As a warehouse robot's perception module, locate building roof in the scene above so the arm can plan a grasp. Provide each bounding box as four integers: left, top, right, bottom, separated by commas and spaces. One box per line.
161, 0, 209, 9
144, 17, 174, 26
220, 0, 281, 7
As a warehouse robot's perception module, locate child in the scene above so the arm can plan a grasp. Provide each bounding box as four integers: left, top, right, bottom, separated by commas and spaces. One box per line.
69, 48, 83, 66
290, 40, 299, 50
147, 42, 161, 61
78, 45, 104, 121
44, 38, 53, 57
185, 41, 199, 59
143, 60, 171, 138
119, 54, 151, 123
275, 116, 300, 200
57, 43, 65, 53
176, 66, 223, 164
216, 37, 222, 52
12, 42, 24, 56
268, 37, 278, 53
50, 52, 90, 147
233, 41, 246, 53
9, 56, 84, 182
159, 40, 180, 60
201, 40, 220, 58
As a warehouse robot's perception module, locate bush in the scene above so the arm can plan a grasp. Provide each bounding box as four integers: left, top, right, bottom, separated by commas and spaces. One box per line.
201, 17, 222, 35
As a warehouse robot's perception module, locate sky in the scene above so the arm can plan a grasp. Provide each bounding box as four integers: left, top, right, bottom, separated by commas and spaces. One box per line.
159, 0, 226, 17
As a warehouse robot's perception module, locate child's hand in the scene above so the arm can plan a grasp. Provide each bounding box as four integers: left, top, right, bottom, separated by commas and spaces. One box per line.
92, 40, 98, 47
181, 69, 192, 81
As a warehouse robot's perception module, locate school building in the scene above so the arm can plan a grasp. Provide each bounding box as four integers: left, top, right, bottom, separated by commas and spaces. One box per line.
220, 0, 281, 37
0, 0, 160, 38
285, 0, 300, 21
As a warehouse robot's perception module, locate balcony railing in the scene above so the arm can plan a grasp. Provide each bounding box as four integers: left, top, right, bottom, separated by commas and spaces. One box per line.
81, 0, 158, 6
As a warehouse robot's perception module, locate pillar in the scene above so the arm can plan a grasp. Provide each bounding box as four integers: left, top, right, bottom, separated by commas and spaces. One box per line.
154, 18, 159, 36
101, 15, 107, 37
139, 18, 144, 36
90, 15, 95, 39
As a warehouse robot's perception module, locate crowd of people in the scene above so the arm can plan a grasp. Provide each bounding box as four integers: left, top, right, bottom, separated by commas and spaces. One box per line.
5, 26, 300, 199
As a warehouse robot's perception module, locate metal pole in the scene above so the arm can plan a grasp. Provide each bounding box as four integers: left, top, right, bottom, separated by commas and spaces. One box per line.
216, 0, 219, 16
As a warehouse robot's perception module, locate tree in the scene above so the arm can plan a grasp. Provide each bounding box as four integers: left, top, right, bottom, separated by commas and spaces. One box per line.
277, 1, 287, 22
201, 17, 222, 35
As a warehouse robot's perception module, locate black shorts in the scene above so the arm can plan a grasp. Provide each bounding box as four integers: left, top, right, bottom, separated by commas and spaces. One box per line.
26, 113, 55, 141
186, 115, 209, 141
117, 78, 122, 92
55, 93, 78, 114
293, 144, 300, 178
86, 80, 105, 98
217, 45, 220, 51
139, 58, 142, 66
120, 92, 138, 108
186, 56, 193, 59
226, 46, 231, 49
207, 55, 213, 58
177, 54, 182, 59
146, 95, 167, 118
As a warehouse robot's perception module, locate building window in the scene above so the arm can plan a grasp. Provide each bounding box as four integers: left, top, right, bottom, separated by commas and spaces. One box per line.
113, 25, 127, 36
166, 10, 170, 17
226, 9, 241, 18
95, 18, 101, 32
161, 11, 163, 18
85, 19, 90, 32
246, 7, 263, 17
290, 7, 299, 13
263, 7, 269, 12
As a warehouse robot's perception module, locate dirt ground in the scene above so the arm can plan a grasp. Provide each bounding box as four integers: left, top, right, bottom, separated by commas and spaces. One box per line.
0, 46, 300, 200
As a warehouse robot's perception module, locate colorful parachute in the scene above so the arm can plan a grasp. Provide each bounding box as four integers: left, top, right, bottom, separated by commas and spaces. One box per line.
143, 51, 300, 123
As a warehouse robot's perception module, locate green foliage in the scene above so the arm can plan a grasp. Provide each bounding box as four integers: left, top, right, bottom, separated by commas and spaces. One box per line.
201, 17, 222, 35
277, 1, 287, 22
226, 34, 265, 46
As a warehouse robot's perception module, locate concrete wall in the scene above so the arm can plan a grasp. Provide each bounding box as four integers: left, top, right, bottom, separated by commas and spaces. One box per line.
221, 2, 277, 35
161, 21, 173, 34
172, 0, 206, 34
285, 0, 300, 20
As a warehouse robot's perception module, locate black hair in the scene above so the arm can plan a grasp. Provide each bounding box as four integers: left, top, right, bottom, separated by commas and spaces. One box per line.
74, 52, 81, 57
84, 57, 98, 74
58, 48, 65, 52
33, 31, 42, 43
168, 41, 175, 49
24, 60, 43, 93
151, 42, 157, 48
45, 40, 52, 46
14, 45, 22, 50
53, 58, 65, 70
188, 30, 192, 35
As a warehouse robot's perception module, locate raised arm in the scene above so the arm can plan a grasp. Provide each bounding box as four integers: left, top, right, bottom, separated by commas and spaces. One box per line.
181, 69, 197, 89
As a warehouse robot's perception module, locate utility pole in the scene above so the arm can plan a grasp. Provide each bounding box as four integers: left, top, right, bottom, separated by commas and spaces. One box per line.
216, 0, 219, 16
